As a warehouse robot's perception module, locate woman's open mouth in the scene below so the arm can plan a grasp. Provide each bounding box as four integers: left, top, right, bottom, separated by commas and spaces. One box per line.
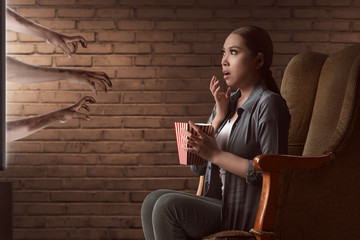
223, 71, 230, 79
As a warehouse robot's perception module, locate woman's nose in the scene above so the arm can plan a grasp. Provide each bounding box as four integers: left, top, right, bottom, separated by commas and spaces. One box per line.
222, 56, 229, 67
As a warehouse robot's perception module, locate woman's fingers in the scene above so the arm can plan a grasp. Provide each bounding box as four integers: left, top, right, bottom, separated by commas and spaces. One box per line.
188, 121, 206, 138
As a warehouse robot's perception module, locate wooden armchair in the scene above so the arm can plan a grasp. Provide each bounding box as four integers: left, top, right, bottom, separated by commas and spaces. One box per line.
197, 44, 360, 240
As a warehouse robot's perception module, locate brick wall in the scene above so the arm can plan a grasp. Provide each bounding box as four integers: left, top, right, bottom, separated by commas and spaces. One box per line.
2, 0, 359, 239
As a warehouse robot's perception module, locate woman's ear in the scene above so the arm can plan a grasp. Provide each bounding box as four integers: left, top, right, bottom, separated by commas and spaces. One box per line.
255, 52, 265, 70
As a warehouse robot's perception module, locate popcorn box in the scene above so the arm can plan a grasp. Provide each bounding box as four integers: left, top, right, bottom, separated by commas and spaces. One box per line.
174, 122, 214, 165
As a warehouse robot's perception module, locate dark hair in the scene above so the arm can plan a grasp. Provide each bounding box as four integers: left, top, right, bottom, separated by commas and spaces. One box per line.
231, 25, 280, 94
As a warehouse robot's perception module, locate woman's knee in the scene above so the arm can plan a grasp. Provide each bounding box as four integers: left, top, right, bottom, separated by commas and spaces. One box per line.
141, 189, 174, 216
152, 193, 182, 222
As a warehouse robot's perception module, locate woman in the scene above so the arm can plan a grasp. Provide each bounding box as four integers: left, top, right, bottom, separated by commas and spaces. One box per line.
141, 25, 291, 240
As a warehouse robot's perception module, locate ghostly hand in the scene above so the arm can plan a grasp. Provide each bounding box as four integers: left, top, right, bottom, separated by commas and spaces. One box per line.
43, 30, 87, 58
56, 96, 96, 123
65, 69, 112, 95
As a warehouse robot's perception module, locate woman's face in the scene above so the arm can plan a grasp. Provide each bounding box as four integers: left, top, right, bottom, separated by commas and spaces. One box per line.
221, 33, 259, 88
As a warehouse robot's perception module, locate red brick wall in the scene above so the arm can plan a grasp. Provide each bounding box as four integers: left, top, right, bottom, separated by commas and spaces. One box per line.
2, 0, 359, 239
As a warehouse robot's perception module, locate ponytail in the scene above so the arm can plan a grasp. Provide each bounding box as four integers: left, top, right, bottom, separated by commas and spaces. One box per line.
261, 68, 280, 94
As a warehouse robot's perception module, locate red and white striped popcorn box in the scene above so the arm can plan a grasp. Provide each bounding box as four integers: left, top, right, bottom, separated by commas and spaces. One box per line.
174, 122, 214, 165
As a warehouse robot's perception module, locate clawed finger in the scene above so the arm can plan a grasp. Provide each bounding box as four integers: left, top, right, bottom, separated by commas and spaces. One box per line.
73, 112, 90, 121
89, 72, 112, 88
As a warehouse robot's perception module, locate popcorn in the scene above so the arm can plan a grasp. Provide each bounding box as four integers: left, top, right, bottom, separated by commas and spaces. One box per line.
174, 122, 214, 165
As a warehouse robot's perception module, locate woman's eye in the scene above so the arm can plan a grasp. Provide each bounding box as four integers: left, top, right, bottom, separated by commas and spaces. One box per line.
221, 50, 225, 56
230, 50, 237, 55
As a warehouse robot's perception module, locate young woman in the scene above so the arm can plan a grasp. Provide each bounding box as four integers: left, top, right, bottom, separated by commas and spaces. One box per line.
141, 25, 291, 240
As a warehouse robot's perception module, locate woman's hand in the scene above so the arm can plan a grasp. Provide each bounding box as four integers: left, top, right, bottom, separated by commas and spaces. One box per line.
56, 96, 96, 123
65, 69, 112, 95
181, 121, 221, 162
43, 30, 87, 58
210, 75, 231, 125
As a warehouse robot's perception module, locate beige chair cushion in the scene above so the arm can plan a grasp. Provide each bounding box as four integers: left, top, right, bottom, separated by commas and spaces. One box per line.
280, 51, 328, 156
303, 44, 360, 156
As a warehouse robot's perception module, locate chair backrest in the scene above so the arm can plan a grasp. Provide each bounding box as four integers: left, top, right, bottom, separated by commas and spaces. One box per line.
275, 44, 360, 240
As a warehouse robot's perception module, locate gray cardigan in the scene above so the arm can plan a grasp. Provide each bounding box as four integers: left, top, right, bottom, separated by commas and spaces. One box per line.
190, 78, 291, 231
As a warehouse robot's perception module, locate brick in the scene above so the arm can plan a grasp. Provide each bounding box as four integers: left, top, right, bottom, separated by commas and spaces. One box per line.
164, 91, 213, 103
36, 43, 56, 54
27, 204, 66, 215
144, 129, 175, 140
6, 91, 39, 102
4, 167, 45, 178
233, 0, 274, 6
6, 31, 17, 41
11, 55, 53, 66
97, 31, 135, 42
153, 43, 191, 53
252, 9, 291, 18
17, 8, 55, 17
7, 0, 36, 5
37, 20, 76, 29
46, 166, 86, 177
157, 21, 195, 30
14, 192, 49, 202
55, 56, 92, 66
50, 191, 129, 202
315, 0, 352, 6
273, 42, 310, 54
123, 91, 162, 103
313, 21, 349, 31
175, 9, 212, 18
215, 9, 251, 18
77, 0, 115, 5
88, 216, 141, 228
332, 9, 360, 19
58, 8, 95, 18
66, 203, 104, 215
176, 32, 213, 42
23, 179, 63, 190
93, 56, 132, 66
96, 8, 132, 18
293, 32, 329, 42
38, 0, 76, 5
136, 32, 174, 42
6, 142, 43, 153
274, 20, 312, 30
74, 43, 113, 54
117, 20, 154, 30
113, 43, 151, 53
17, 32, 43, 42
354, 22, 360, 31
173, 56, 212, 66
116, 67, 156, 78
330, 33, 360, 42
136, 8, 175, 18
276, 0, 313, 5
197, 20, 235, 30
293, 9, 331, 18
78, 21, 116, 30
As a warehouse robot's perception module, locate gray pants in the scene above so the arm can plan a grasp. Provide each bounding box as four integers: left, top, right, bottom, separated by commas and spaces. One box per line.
141, 189, 222, 240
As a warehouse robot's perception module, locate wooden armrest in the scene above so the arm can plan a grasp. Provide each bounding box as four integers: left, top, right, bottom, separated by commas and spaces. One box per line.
251, 152, 332, 240
196, 175, 205, 196
253, 152, 333, 172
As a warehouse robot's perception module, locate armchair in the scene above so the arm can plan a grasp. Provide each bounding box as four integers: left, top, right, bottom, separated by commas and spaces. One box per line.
197, 44, 360, 240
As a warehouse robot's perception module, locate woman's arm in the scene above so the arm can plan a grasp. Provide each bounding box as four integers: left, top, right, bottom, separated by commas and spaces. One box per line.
6, 7, 87, 57
6, 56, 112, 94
182, 121, 250, 178
7, 96, 95, 142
